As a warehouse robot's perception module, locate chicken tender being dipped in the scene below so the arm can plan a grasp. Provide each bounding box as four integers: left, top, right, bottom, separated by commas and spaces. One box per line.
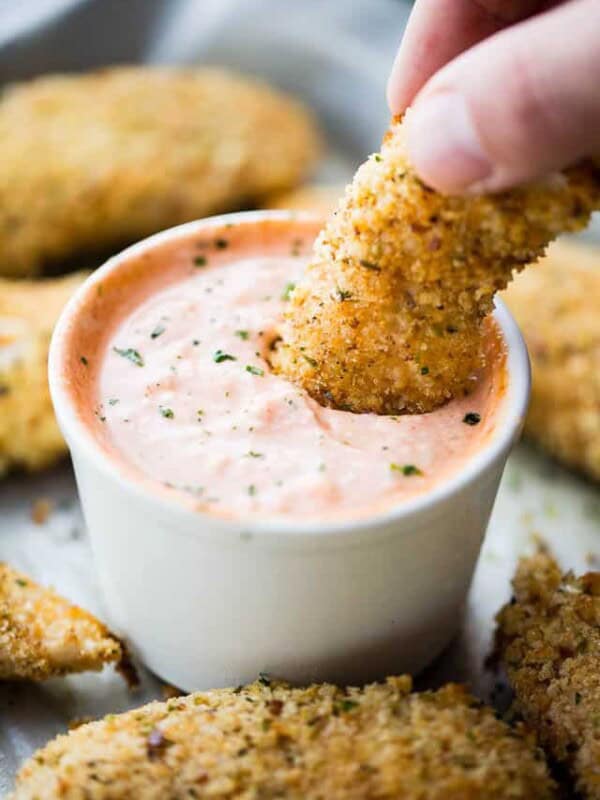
0, 562, 133, 683
494, 552, 600, 799
11, 676, 556, 799
0, 66, 320, 277
273, 116, 600, 415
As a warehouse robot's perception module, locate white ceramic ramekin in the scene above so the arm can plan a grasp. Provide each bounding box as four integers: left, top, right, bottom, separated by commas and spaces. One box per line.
49, 210, 530, 692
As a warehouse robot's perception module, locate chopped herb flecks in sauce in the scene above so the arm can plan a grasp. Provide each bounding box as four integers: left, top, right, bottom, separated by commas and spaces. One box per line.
213, 350, 236, 363
391, 463, 423, 477
282, 282, 296, 301
113, 347, 144, 367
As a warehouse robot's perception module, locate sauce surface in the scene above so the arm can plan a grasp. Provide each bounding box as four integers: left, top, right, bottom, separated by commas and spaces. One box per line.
95, 221, 505, 521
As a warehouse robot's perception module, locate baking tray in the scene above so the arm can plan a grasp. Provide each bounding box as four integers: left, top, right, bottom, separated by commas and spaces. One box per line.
1, 0, 598, 792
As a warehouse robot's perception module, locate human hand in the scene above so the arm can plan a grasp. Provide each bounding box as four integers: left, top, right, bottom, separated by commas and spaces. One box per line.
387, 0, 600, 193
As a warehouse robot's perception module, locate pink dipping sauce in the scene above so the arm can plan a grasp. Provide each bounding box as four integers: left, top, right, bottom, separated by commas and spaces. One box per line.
85, 218, 506, 521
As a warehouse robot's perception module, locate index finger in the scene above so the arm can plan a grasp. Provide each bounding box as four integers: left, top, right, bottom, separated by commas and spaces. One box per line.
387, 0, 549, 113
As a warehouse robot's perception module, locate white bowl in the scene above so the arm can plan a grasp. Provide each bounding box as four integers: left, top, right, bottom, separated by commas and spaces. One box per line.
49, 210, 530, 692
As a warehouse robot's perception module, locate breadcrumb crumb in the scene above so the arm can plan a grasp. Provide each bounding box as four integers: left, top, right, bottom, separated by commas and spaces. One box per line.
30, 498, 54, 525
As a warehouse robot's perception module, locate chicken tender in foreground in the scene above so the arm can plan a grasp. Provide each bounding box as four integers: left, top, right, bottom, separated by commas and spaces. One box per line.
503, 240, 600, 481
0, 66, 320, 277
11, 675, 555, 800
273, 116, 600, 414
494, 552, 600, 799
0, 563, 132, 683
0, 272, 87, 476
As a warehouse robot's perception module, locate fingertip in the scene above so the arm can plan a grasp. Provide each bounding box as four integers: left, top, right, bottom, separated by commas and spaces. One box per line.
404, 0, 600, 194
406, 93, 492, 194
386, 54, 411, 115
386, 78, 399, 115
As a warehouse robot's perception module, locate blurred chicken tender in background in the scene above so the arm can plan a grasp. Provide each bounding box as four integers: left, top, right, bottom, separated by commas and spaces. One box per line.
266, 184, 344, 217
0, 66, 321, 278
503, 239, 600, 481
0, 272, 87, 475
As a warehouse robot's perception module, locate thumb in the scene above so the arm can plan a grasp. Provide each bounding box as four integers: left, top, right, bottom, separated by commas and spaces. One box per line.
405, 0, 600, 194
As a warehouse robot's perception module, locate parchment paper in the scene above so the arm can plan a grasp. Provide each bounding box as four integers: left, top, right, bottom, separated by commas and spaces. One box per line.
1, 0, 598, 793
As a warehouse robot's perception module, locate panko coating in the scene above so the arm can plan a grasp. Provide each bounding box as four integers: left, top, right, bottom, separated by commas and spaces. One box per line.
0, 66, 321, 277
0, 271, 87, 476
265, 184, 344, 216
11, 675, 555, 800
271, 188, 600, 475
503, 239, 600, 481
0, 562, 132, 683
273, 116, 600, 415
494, 552, 600, 799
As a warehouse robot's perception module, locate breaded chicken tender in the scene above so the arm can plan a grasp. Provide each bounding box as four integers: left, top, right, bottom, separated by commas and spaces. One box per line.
11, 675, 555, 800
273, 116, 600, 414
272, 189, 600, 471
0, 272, 87, 475
503, 240, 600, 481
0, 66, 321, 277
494, 552, 600, 799
0, 562, 131, 682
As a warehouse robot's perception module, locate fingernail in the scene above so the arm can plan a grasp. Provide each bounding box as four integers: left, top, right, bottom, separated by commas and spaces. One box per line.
407, 92, 492, 194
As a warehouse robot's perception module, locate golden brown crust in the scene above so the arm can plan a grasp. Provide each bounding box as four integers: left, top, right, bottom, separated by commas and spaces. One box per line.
0, 66, 321, 277
273, 116, 600, 414
503, 239, 600, 481
0, 271, 87, 476
11, 675, 555, 799
494, 552, 600, 798
0, 562, 126, 682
